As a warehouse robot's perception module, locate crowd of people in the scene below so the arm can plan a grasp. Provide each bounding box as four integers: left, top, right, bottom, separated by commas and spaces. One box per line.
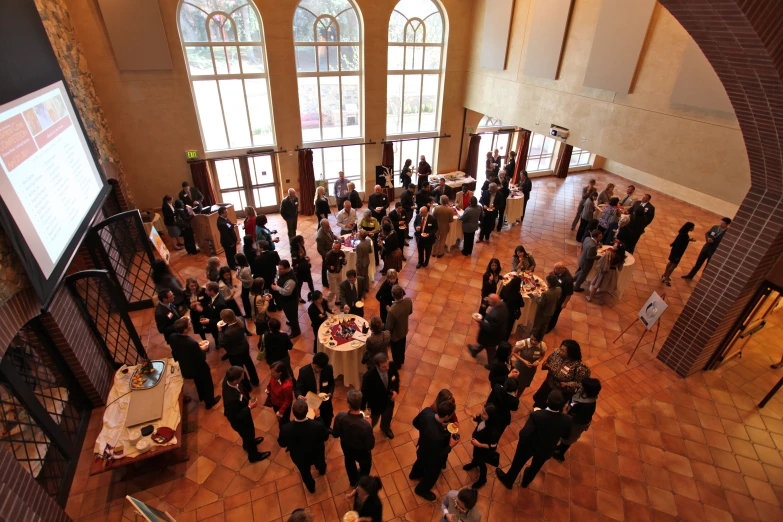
151, 165, 731, 517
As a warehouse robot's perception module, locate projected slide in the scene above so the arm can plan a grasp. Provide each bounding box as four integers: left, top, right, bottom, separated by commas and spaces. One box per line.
0, 81, 103, 278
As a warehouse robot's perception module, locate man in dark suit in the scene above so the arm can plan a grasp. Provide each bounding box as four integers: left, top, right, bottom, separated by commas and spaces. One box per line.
155, 289, 180, 343
222, 366, 271, 463
574, 229, 603, 292
400, 184, 416, 238
432, 178, 455, 203
169, 318, 221, 409
216, 206, 238, 269
218, 309, 259, 387
486, 377, 520, 437
338, 269, 366, 317
478, 183, 501, 242
361, 353, 399, 439
367, 185, 389, 222
497, 390, 573, 488
468, 293, 508, 366
388, 202, 408, 244
295, 352, 335, 428
409, 401, 458, 501
385, 284, 412, 366
532, 274, 562, 336
280, 188, 299, 239
413, 205, 438, 269
547, 262, 574, 333
683, 217, 732, 279
520, 171, 532, 222
415, 184, 431, 214
252, 241, 280, 310
278, 399, 329, 493
333, 390, 375, 487
178, 181, 204, 209
197, 282, 228, 343
629, 193, 655, 228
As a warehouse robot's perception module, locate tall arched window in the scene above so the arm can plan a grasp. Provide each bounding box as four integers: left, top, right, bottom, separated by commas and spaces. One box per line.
293, 0, 363, 190
177, 0, 275, 153
387, 0, 446, 177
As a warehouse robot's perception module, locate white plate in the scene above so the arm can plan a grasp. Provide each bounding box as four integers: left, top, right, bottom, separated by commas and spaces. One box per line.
355, 300, 364, 308
472, 312, 483, 320
351, 340, 363, 348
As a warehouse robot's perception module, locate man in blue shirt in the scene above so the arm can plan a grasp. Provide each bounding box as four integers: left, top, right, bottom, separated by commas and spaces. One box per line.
334, 171, 349, 211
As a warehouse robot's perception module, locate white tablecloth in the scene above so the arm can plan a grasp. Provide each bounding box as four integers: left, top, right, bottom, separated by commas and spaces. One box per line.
505, 195, 524, 224
317, 314, 368, 388
587, 247, 636, 299
428, 172, 476, 189
340, 235, 377, 280
433, 205, 463, 251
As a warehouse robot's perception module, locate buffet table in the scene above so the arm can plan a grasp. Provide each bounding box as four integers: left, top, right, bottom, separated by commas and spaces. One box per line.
587, 246, 636, 299
317, 314, 369, 388
339, 233, 376, 280
498, 272, 549, 335
428, 171, 477, 191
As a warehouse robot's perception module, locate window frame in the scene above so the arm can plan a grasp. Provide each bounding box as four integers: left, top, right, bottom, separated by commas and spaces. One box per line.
177, 0, 277, 156
526, 132, 558, 172
312, 145, 364, 195
570, 146, 593, 167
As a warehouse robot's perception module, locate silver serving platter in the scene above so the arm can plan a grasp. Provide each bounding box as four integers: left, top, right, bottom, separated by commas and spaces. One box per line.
130, 360, 166, 390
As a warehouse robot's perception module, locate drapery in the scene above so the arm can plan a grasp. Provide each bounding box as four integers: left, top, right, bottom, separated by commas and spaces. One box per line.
298, 149, 316, 215
512, 130, 531, 185
554, 143, 573, 179
190, 160, 217, 206
464, 134, 481, 181
381, 141, 395, 191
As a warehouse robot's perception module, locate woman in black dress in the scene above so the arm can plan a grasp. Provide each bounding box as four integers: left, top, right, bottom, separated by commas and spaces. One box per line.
374, 269, 400, 324
511, 331, 546, 396
261, 318, 294, 367
314, 186, 330, 227
553, 377, 602, 461
290, 235, 314, 303
174, 200, 198, 254
400, 158, 412, 189
463, 404, 501, 489
480, 258, 502, 314
161, 195, 182, 250
661, 222, 695, 286
345, 475, 383, 522
184, 277, 207, 340
307, 291, 333, 353
487, 342, 520, 386
499, 276, 523, 340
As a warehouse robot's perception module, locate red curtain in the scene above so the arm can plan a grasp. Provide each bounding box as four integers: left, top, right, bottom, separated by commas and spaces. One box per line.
190, 160, 217, 206
298, 149, 316, 215
464, 134, 481, 180
381, 142, 394, 166
512, 130, 531, 185
554, 143, 573, 179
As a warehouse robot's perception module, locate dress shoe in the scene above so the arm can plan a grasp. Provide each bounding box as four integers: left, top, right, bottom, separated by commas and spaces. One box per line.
382, 428, 395, 439
484, 363, 493, 370
299, 298, 306, 304
423, 261, 429, 267
471, 479, 487, 489
468, 345, 480, 358
477, 239, 484, 244
416, 263, 422, 269
495, 469, 513, 489
462, 463, 477, 471
415, 489, 437, 502
436, 254, 444, 258
305, 482, 316, 494
552, 453, 565, 462
286, 321, 291, 326
249, 451, 271, 463
254, 437, 265, 445
573, 287, 584, 292
206, 395, 222, 410
681, 274, 694, 279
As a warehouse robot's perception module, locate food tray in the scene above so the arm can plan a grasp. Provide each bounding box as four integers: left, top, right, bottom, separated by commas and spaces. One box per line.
130, 361, 166, 390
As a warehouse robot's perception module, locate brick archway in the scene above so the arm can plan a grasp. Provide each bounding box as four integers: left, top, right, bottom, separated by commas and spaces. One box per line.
656, 0, 783, 374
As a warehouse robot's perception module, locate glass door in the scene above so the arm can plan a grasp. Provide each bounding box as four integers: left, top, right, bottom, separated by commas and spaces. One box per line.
474, 131, 513, 190
212, 154, 281, 216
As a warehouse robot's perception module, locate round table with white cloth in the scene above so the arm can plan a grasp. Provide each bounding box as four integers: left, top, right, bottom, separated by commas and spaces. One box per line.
587, 246, 636, 299
339, 234, 377, 280
317, 314, 369, 389
433, 205, 463, 252
498, 272, 548, 335
505, 195, 525, 224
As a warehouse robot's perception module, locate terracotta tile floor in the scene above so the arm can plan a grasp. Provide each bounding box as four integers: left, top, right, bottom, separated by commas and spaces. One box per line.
69, 170, 783, 522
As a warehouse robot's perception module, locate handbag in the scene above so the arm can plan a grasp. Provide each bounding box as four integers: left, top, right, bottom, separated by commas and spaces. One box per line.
256, 332, 267, 362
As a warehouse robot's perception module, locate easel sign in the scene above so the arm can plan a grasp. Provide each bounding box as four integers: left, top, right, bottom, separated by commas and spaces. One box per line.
639, 292, 668, 330
126, 495, 177, 521
149, 226, 170, 264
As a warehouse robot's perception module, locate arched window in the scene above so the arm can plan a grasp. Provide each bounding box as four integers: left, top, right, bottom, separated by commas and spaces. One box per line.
177, 0, 275, 153
387, 0, 446, 176
293, 0, 363, 190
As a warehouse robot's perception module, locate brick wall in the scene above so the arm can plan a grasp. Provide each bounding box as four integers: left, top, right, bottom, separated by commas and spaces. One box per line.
0, 449, 67, 522
656, 0, 783, 375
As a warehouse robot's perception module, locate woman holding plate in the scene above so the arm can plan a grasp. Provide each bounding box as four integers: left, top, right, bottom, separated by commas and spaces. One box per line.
307, 291, 334, 354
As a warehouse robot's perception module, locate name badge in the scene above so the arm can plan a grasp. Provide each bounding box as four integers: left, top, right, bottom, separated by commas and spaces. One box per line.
167, 312, 173, 319
391, 375, 397, 381
561, 365, 571, 376
322, 382, 328, 387
710, 231, 716, 237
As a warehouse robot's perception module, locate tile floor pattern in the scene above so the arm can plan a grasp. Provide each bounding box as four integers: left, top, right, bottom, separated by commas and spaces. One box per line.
67, 170, 783, 522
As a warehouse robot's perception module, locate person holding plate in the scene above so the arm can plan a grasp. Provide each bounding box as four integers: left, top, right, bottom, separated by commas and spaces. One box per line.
413, 205, 438, 268
361, 353, 399, 440
463, 405, 500, 489
295, 352, 335, 429
368, 185, 389, 222
222, 366, 271, 463
339, 269, 366, 317
409, 400, 458, 501
169, 318, 221, 409
478, 183, 501, 243
278, 399, 329, 493
307, 290, 334, 353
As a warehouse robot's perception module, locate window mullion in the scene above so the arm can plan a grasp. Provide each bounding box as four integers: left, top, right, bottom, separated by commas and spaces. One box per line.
316, 76, 324, 141
417, 71, 424, 131
215, 80, 232, 148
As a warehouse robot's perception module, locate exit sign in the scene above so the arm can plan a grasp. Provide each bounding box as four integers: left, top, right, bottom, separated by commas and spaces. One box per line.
186, 150, 198, 160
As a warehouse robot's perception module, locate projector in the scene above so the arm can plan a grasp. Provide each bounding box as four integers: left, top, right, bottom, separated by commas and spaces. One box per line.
550, 126, 569, 139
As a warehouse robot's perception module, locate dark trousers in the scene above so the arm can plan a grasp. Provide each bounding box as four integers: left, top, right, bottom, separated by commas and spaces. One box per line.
232, 420, 262, 458
294, 453, 326, 491
371, 402, 394, 432
410, 454, 441, 494
462, 231, 475, 254
224, 243, 238, 269
685, 246, 711, 277
469, 452, 489, 484
503, 443, 549, 486
547, 304, 563, 333
281, 300, 301, 336
417, 238, 433, 265
182, 228, 198, 254
496, 208, 506, 232
472, 343, 497, 362
479, 213, 497, 241
404, 211, 414, 238
228, 352, 259, 386
241, 287, 252, 318
343, 449, 372, 487
274, 405, 291, 430
575, 218, 589, 242
191, 364, 216, 405
337, 198, 347, 211
285, 218, 297, 239
522, 197, 530, 221
390, 338, 406, 366
321, 255, 329, 287
318, 400, 334, 429
295, 269, 314, 300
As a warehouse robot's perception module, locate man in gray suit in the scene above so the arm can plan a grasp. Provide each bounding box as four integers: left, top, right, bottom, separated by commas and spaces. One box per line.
316, 219, 335, 287
530, 275, 562, 337
355, 230, 373, 294
459, 196, 482, 256
574, 229, 602, 292
385, 284, 413, 366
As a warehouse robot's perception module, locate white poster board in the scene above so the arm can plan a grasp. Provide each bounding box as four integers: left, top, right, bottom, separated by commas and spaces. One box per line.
638, 292, 667, 330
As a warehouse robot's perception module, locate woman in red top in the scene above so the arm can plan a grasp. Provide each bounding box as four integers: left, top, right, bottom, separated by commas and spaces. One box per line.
457, 186, 473, 210
266, 361, 294, 428
243, 207, 257, 243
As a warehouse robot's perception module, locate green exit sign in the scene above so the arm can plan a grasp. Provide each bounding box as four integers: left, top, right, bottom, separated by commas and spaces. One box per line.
186, 150, 198, 160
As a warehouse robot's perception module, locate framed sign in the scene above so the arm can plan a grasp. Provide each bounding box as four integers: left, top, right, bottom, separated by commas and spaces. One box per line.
638, 292, 668, 330
149, 226, 170, 264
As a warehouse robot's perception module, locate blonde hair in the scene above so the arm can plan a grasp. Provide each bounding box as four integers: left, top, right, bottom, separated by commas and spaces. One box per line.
245, 207, 256, 217
314, 186, 325, 205
386, 269, 398, 281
